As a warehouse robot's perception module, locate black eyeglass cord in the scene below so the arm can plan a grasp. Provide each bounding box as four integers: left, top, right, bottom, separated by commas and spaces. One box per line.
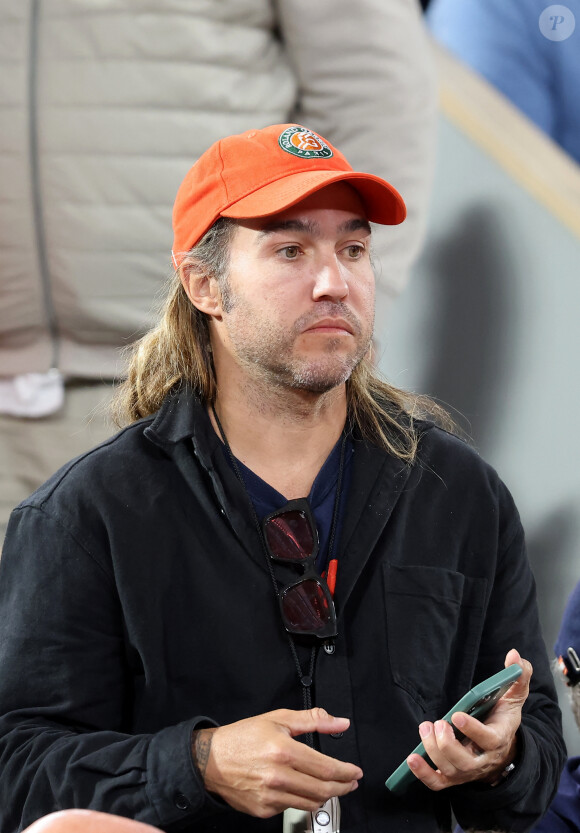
211, 404, 346, 745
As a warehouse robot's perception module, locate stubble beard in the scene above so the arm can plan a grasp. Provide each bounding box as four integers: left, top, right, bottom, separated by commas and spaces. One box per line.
223, 293, 374, 395
279, 333, 371, 393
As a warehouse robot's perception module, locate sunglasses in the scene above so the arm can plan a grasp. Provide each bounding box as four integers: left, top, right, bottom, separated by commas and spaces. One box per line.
262, 498, 338, 640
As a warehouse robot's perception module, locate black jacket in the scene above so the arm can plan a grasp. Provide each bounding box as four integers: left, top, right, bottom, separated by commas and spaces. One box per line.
0, 389, 565, 832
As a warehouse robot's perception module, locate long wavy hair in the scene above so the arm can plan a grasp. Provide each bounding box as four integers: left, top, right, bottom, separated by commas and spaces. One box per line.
113, 218, 455, 463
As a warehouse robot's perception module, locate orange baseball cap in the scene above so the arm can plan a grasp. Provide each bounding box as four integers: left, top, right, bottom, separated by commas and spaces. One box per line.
171, 124, 406, 267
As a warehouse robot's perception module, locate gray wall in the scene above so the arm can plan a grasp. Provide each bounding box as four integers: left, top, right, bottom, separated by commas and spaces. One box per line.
377, 116, 580, 755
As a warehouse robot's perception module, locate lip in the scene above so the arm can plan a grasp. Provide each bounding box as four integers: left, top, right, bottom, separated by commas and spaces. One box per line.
303, 318, 355, 335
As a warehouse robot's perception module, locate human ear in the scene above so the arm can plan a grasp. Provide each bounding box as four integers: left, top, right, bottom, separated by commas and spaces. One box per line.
179, 261, 223, 318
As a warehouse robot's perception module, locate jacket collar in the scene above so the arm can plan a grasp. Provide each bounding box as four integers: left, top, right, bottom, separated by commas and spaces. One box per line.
144, 386, 267, 565
143, 386, 206, 449
143, 385, 430, 610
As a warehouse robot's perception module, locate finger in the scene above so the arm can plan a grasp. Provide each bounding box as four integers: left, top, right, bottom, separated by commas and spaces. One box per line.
418, 721, 478, 778
450, 711, 502, 751
504, 649, 533, 698
276, 707, 352, 739
416, 722, 457, 777
269, 769, 360, 810
250, 777, 357, 817
283, 737, 363, 783
410, 721, 495, 791
272, 709, 362, 780
228, 749, 360, 817
283, 781, 359, 814
406, 749, 457, 792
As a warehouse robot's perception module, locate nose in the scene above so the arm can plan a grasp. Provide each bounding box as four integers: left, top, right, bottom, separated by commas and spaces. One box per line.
311, 254, 349, 303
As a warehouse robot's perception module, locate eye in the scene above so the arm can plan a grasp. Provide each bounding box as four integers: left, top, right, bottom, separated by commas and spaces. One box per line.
280, 246, 300, 259
345, 244, 364, 259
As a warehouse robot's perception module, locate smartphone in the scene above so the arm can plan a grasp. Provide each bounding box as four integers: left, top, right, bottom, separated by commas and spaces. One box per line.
385, 664, 522, 795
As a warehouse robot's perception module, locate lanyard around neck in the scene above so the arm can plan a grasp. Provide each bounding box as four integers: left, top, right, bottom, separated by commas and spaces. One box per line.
211, 403, 346, 731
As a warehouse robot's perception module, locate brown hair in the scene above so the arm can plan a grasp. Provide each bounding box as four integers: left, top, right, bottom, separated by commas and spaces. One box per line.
113, 219, 455, 462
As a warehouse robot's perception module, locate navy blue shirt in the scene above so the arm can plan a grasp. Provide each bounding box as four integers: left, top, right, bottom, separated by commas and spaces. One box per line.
222, 434, 354, 573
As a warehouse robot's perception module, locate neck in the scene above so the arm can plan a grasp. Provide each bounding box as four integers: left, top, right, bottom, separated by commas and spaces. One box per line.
210, 377, 347, 500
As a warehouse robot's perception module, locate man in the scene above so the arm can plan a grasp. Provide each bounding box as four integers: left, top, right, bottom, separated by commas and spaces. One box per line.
427, 0, 580, 164
0, 125, 565, 832
533, 580, 580, 831
0, 0, 436, 548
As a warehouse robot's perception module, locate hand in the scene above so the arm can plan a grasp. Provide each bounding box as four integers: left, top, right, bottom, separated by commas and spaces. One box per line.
406, 649, 532, 791
191, 707, 362, 818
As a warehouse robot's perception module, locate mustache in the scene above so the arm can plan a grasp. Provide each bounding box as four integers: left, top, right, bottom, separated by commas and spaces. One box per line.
293, 302, 363, 336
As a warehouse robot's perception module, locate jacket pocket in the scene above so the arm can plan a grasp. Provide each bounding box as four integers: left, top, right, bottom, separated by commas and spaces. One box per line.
384, 563, 488, 712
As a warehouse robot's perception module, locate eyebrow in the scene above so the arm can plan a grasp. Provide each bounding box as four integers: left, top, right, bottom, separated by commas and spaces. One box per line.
256, 217, 372, 241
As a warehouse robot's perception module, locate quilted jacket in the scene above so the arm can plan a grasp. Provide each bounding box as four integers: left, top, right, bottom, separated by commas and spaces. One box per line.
0, 0, 435, 379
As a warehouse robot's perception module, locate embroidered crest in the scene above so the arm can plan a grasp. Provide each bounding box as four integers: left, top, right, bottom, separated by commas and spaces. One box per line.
278, 127, 333, 159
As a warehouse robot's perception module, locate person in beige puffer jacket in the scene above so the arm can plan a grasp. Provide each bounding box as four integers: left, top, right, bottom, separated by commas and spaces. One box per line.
0, 0, 436, 544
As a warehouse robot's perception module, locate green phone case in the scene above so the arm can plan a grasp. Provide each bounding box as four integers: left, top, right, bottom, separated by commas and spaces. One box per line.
385, 664, 522, 795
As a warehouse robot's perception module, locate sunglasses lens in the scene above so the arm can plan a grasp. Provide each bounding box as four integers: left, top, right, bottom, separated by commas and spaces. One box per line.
280, 579, 335, 635
265, 510, 314, 561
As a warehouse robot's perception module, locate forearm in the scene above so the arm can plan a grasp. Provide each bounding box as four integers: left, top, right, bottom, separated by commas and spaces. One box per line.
0, 510, 221, 831
191, 727, 215, 783
0, 715, 216, 832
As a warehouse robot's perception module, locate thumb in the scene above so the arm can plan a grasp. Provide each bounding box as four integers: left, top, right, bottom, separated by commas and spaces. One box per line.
278, 707, 351, 738
504, 648, 533, 701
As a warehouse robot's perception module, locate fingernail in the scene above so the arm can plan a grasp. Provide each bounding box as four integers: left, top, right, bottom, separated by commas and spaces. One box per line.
350, 780, 359, 791
435, 721, 446, 738
407, 756, 418, 770
419, 722, 431, 739
453, 713, 466, 729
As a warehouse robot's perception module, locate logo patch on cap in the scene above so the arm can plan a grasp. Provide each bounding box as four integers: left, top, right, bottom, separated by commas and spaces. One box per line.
278, 127, 333, 159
